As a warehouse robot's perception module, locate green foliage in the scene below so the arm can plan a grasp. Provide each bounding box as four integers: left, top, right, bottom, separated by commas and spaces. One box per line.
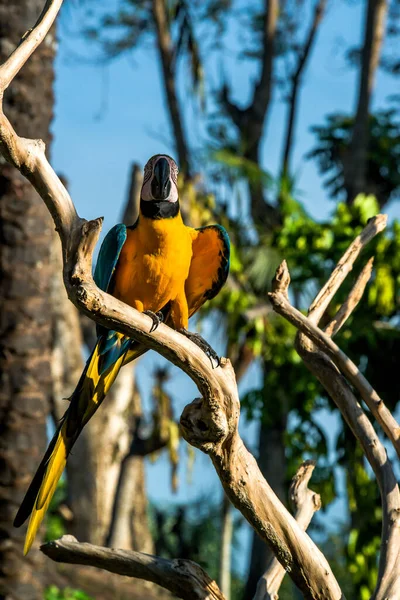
347, 529, 380, 598
44, 586, 93, 600
308, 109, 400, 207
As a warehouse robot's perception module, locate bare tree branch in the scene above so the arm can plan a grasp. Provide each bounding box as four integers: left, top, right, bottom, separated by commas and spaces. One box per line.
254, 461, 322, 600
270, 260, 400, 460
0, 2, 344, 598
220, 82, 245, 129
0, 0, 60, 89
268, 229, 400, 599
41, 535, 225, 600
324, 256, 374, 337
308, 214, 387, 324
288, 461, 322, 530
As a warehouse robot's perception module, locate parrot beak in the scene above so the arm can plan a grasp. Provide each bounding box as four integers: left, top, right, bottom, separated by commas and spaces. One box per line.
151, 157, 172, 200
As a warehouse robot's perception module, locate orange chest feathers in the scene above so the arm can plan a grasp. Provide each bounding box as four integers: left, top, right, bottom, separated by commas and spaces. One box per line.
112, 215, 194, 312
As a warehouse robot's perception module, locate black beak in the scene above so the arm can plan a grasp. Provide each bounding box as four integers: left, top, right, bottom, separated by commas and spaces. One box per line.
151, 157, 171, 200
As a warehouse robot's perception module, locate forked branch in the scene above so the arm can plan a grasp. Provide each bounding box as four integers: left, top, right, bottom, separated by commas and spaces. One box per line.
269, 220, 400, 600
0, 1, 344, 599
270, 230, 400, 462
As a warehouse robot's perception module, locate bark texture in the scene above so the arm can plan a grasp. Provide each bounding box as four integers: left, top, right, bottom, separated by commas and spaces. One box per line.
0, 1, 55, 597
42, 535, 226, 600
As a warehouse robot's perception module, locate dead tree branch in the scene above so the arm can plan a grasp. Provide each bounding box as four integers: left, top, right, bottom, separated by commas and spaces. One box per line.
41, 535, 225, 600
255, 461, 321, 600
270, 258, 400, 460
269, 220, 400, 600
0, 2, 345, 598
324, 256, 374, 337
307, 214, 387, 324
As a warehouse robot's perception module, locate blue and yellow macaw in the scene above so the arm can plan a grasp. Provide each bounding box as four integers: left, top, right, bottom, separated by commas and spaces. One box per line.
14, 154, 230, 554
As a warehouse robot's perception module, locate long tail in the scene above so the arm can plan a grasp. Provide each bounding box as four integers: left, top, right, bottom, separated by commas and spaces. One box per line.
14, 334, 146, 555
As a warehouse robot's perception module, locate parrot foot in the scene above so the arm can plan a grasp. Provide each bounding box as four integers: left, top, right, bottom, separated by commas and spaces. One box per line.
179, 328, 220, 369
144, 310, 164, 333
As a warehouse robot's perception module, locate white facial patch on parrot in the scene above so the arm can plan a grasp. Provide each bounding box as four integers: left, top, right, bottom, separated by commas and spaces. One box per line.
141, 155, 179, 202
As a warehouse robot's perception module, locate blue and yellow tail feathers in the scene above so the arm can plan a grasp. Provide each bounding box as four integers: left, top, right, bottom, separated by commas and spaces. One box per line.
13, 331, 143, 555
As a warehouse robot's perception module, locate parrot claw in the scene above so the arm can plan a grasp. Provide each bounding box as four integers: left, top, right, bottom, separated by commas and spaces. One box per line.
179, 328, 220, 369
144, 310, 164, 333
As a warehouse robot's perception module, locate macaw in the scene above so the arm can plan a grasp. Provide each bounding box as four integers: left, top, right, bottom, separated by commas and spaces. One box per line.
14, 154, 230, 555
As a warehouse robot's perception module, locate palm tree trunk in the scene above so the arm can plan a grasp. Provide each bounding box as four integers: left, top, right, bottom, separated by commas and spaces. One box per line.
0, 1, 55, 596
152, 0, 191, 178
344, 0, 388, 202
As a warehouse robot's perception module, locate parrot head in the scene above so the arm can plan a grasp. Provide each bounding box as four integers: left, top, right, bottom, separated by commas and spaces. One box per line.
141, 153, 178, 199
140, 155, 180, 219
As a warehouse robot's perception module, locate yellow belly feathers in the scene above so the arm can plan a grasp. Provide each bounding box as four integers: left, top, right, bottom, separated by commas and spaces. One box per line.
112, 213, 193, 329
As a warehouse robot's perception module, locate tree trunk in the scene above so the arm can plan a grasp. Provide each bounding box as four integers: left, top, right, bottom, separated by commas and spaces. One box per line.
107, 383, 154, 553
222, 0, 281, 230
344, 0, 388, 203
280, 0, 327, 180
247, 0, 279, 230
152, 0, 191, 178
0, 1, 55, 596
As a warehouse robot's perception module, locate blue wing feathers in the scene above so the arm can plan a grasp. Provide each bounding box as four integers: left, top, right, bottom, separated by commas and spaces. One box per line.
93, 224, 131, 372
94, 223, 128, 292
92, 220, 229, 373
97, 331, 132, 374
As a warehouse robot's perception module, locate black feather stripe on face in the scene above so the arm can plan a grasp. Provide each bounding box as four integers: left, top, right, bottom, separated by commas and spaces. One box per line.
140, 199, 180, 219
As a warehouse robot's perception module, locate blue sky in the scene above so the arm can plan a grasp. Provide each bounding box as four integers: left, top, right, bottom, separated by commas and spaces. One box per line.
51, 0, 399, 578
